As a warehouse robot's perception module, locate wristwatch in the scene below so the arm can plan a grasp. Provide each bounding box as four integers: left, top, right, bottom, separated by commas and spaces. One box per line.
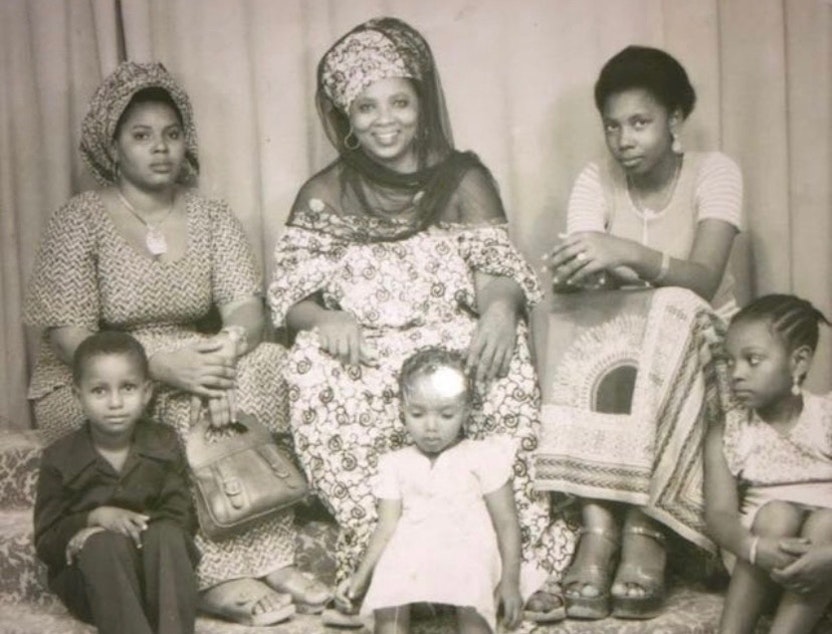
220, 325, 248, 355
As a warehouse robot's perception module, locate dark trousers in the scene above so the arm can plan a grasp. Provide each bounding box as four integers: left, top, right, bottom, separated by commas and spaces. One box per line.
50, 521, 198, 634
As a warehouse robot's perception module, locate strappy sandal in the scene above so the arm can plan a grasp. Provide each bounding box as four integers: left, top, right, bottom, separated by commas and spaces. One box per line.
562, 526, 619, 620
200, 577, 296, 626
523, 576, 566, 623
611, 525, 666, 620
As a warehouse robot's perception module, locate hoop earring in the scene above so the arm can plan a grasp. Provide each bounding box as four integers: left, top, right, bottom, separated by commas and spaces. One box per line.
792, 374, 802, 396
344, 128, 360, 151
671, 131, 683, 155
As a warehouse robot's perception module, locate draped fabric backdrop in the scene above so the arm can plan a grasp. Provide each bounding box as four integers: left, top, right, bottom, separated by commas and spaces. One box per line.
2, 0, 831, 430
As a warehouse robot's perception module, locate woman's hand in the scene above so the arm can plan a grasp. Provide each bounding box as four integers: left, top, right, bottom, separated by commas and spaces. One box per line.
468, 300, 517, 383
149, 339, 237, 398
195, 392, 238, 429
496, 578, 523, 629
546, 231, 633, 287
316, 310, 378, 367
771, 540, 832, 595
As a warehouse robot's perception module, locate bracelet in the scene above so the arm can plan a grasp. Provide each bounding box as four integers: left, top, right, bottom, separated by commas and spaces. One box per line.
650, 251, 671, 285
220, 325, 248, 354
748, 535, 760, 566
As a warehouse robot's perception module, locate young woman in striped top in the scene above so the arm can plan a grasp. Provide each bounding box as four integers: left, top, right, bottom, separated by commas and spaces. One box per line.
542, 46, 743, 620
548, 45, 742, 319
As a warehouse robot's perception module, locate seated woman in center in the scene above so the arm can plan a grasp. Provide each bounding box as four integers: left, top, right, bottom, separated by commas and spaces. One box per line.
540, 45, 743, 620
268, 16, 577, 624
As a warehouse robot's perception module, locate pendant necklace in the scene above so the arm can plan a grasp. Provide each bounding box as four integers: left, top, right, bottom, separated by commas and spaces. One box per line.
116, 189, 175, 256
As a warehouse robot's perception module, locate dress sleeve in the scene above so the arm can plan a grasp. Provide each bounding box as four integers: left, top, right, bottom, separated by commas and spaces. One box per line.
208, 199, 262, 307
372, 452, 402, 500
694, 153, 743, 231
453, 163, 508, 225
24, 195, 100, 330
267, 222, 344, 329
456, 224, 543, 308
474, 437, 517, 495
566, 162, 607, 234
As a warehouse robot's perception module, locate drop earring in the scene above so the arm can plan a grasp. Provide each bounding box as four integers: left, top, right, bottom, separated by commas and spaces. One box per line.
791, 374, 802, 396
344, 127, 360, 151
671, 131, 683, 155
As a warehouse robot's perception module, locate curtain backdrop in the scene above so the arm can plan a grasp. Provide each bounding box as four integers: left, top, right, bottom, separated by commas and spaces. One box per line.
2, 0, 831, 430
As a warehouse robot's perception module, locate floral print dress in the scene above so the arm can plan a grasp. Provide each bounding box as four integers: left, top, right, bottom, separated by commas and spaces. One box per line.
269, 203, 577, 585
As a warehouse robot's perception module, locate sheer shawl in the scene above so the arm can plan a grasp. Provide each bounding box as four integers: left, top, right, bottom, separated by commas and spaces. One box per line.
291, 17, 506, 242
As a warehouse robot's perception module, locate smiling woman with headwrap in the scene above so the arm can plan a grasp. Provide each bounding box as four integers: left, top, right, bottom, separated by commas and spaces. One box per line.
268, 17, 577, 625
25, 62, 329, 627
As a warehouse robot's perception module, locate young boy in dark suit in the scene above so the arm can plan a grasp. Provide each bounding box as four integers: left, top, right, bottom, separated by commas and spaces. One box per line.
34, 331, 198, 634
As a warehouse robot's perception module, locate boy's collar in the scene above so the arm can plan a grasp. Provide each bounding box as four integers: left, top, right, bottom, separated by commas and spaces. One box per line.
49, 419, 178, 484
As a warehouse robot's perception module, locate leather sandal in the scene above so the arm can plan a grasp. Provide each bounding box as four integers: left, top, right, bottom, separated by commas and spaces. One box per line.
200, 578, 296, 626
611, 525, 666, 620
523, 576, 566, 623
562, 526, 619, 620
265, 567, 332, 614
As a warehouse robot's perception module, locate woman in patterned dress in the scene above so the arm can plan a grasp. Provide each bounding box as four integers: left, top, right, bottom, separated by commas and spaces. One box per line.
25, 62, 328, 626
542, 46, 742, 620
268, 17, 577, 622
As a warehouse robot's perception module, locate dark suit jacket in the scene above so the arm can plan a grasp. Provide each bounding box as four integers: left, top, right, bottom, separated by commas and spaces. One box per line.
33, 419, 195, 576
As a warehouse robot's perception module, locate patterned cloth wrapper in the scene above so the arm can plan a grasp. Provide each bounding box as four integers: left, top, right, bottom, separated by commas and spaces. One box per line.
535, 287, 731, 552
80, 61, 199, 185
320, 17, 428, 111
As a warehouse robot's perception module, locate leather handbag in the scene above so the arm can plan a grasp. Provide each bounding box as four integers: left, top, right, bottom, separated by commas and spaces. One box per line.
186, 411, 308, 540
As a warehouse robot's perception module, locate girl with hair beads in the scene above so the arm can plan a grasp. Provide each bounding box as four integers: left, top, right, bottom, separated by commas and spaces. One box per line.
334, 347, 524, 633
704, 294, 832, 633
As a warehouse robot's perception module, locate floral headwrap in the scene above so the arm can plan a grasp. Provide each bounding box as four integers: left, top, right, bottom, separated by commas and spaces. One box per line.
321, 22, 428, 112
80, 61, 199, 185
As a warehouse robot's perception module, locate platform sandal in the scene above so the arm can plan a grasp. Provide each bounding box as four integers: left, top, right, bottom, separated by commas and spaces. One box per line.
562, 526, 619, 620
610, 525, 667, 620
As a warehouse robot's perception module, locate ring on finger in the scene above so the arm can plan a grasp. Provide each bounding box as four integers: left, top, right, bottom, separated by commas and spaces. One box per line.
576, 251, 588, 262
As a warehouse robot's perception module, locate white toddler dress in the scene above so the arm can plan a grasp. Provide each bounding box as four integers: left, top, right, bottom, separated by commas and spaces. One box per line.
361, 437, 515, 631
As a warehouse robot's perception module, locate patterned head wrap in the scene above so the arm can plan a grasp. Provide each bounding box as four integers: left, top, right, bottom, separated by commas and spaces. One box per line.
320, 17, 431, 112
80, 61, 199, 185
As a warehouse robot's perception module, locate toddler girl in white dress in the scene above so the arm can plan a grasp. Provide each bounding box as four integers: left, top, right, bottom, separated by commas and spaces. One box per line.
335, 347, 524, 633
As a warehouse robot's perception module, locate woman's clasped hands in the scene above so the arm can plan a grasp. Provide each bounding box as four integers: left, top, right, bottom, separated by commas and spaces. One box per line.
545, 231, 633, 289
150, 335, 239, 427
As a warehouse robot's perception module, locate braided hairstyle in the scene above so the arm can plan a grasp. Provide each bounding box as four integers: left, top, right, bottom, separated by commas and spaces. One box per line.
730, 294, 830, 359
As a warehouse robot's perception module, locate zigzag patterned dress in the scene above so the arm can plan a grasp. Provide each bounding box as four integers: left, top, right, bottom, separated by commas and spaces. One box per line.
25, 190, 295, 590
